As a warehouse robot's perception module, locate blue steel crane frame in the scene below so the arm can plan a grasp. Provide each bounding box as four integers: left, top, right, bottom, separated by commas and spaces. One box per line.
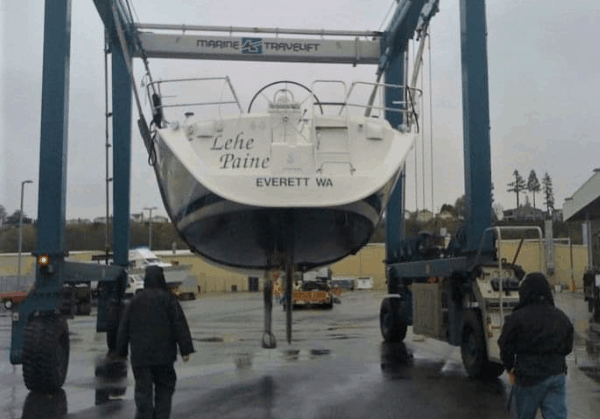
11, 0, 492, 388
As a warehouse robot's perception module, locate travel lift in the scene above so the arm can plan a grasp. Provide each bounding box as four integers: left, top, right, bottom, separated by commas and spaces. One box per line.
10, 0, 514, 392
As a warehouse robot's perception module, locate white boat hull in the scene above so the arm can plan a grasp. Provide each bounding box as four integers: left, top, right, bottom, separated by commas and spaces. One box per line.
147, 80, 417, 270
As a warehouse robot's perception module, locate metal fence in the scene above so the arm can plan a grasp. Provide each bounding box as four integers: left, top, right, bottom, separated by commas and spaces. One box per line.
0, 275, 35, 293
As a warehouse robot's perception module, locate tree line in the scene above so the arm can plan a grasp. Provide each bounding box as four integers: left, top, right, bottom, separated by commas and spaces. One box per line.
507, 169, 554, 215
0, 221, 187, 254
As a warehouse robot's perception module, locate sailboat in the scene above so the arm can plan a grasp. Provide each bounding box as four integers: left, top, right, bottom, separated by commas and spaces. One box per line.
145, 78, 420, 272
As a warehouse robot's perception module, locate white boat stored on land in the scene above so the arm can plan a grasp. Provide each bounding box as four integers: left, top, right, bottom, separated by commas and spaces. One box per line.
145, 78, 420, 270
127, 247, 191, 286
90, 247, 192, 296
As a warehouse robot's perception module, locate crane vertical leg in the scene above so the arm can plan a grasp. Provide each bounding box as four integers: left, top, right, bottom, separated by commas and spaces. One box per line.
10, 0, 72, 393
382, 51, 412, 329
99, 31, 132, 356
459, 0, 492, 252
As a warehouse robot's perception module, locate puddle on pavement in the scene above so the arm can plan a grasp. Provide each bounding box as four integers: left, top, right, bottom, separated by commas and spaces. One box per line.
234, 353, 253, 369
328, 333, 362, 340
195, 336, 225, 342
282, 349, 300, 361
310, 348, 331, 357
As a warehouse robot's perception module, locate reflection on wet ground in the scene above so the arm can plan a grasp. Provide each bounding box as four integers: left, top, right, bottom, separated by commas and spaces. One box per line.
579, 327, 600, 383
1, 292, 599, 418
21, 390, 67, 419
380, 342, 414, 380
94, 356, 127, 406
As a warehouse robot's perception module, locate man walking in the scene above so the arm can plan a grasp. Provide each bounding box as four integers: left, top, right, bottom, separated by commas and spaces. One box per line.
117, 265, 195, 419
498, 272, 574, 419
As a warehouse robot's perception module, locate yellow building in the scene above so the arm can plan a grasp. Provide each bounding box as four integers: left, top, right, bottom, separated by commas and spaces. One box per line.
0, 240, 588, 293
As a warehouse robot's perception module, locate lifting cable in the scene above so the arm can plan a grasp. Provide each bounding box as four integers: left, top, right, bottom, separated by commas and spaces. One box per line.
110, 1, 158, 167
377, 0, 397, 32
409, 41, 418, 213
421, 51, 426, 211
408, 24, 436, 217
103, 30, 112, 263
428, 33, 435, 215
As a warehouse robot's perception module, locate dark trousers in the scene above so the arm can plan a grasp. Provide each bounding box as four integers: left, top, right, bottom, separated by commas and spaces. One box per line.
132, 365, 177, 419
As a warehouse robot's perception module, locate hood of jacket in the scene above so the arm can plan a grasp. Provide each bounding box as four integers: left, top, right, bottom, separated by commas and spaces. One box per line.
144, 265, 168, 290
515, 272, 554, 310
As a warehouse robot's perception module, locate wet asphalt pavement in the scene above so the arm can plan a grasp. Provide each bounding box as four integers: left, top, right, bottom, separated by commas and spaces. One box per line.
1, 290, 600, 419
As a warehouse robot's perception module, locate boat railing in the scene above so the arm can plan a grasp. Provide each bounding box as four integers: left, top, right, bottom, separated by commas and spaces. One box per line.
308, 80, 422, 130
145, 77, 243, 126
345, 82, 422, 126
310, 80, 350, 118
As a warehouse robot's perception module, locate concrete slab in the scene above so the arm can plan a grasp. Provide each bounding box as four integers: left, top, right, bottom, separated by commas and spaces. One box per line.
1, 290, 599, 419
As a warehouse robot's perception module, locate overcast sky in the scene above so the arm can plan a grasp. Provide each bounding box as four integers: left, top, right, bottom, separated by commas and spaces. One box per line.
1, 0, 598, 222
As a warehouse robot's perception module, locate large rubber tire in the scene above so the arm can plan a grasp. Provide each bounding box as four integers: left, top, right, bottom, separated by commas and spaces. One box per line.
22, 316, 70, 392
461, 311, 486, 378
461, 311, 504, 379
380, 297, 407, 342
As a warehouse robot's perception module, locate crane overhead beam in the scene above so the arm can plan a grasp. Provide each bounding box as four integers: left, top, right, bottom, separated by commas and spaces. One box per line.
95, 0, 438, 67
134, 32, 380, 64
135, 23, 381, 38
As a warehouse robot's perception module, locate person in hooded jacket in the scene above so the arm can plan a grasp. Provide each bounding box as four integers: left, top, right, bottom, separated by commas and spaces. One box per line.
116, 265, 195, 419
498, 272, 574, 419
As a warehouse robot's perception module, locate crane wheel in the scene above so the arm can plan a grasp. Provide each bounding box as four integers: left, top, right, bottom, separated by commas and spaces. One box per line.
22, 316, 70, 392
380, 296, 407, 342
461, 311, 504, 379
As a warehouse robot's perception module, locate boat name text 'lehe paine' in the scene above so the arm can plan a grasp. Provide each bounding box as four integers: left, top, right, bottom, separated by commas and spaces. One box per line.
256, 177, 333, 187
210, 132, 270, 169
196, 38, 321, 53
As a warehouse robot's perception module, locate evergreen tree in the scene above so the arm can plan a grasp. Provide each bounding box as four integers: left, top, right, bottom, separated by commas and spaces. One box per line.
454, 195, 465, 219
507, 170, 527, 207
440, 203, 457, 217
542, 172, 555, 216
527, 170, 541, 210
0, 204, 6, 226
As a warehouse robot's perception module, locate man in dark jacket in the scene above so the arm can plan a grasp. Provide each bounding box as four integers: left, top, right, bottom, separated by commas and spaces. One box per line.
116, 266, 195, 419
498, 272, 574, 419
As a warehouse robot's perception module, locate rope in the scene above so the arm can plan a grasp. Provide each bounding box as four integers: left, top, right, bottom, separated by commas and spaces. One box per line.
378, 0, 398, 32
147, 132, 158, 167
411, 41, 418, 212
428, 34, 435, 214
103, 30, 112, 258
421, 53, 426, 211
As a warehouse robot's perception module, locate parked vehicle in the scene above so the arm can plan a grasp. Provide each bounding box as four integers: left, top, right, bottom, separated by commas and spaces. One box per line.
283, 280, 334, 310
1, 290, 28, 310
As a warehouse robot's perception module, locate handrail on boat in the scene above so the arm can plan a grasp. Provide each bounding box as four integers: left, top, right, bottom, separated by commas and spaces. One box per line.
310, 80, 349, 118
309, 80, 421, 124
145, 76, 244, 123
347, 82, 421, 114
